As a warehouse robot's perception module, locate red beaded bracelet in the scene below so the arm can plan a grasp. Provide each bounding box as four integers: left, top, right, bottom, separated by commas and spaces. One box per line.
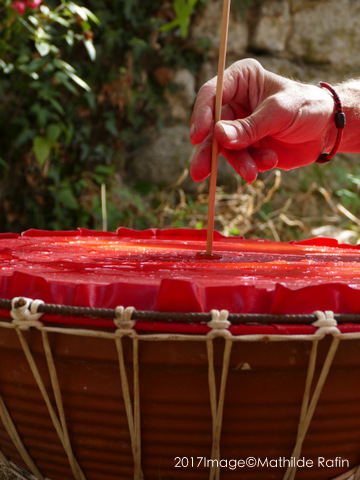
316, 81, 346, 164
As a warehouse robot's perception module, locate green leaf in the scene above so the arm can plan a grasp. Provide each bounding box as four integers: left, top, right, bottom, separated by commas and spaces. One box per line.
35, 26, 50, 41
81, 21, 91, 31
65, 31, 74, 46
54, 71, 78, 95
159, 0, 198, 38
53, 58, 76, 73
67, 72, 91, 91
81, 7, 100, 24
46, 123, 62, 143
159, 19, 180, 33
17, 54, 30, 64
58, 185, 79, 210
28, 15, 39, 27
346, 173, 360, 187
1, 61, 14, 74
33, 136, 52, 165
67, 4, 100, 24
174, 0, 186, 16
180, 17, 190, 38
47, 97, 65, 115
39, 4, 50, 15
104, 116, 118, 137
94, 164, 115, 177
84, 39, 96, 61
35, 41, 50, 57
53, 16, 71, 28
30, 103, 51, 128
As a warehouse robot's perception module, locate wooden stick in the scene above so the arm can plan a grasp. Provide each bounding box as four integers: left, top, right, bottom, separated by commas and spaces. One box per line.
205, 0, 231, 255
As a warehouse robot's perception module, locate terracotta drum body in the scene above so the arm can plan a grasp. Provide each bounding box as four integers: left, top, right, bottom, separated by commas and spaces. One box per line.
0, 229, 360, 480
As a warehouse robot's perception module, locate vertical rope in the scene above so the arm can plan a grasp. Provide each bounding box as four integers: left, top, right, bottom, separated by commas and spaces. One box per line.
133, 338, 142, 480
206, 310, 232, 480
0, 394, 44, 479
115, 336, 135, 450
298, 340, 319, 431
206, 339, 217, 439
284, 338, 340, 480
212, 339, 232, 480
114, 306, 143, 480
41, 330, 86, 480
10, 297, 86, 480
284, 312, 341, 480
15, 327, 86, 480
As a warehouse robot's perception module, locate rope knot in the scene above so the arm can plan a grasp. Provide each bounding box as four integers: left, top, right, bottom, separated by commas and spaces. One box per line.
114, 306, 136, 336
10, 297, 44, 329
312, 310, 339, 337
207, 309, 231, 338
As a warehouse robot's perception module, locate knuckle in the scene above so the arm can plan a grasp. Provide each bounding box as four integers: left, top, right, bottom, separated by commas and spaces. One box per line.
233, 58, 262, 71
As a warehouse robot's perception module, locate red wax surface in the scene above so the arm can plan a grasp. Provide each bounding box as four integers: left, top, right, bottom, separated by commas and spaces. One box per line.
1, 228, 360, 333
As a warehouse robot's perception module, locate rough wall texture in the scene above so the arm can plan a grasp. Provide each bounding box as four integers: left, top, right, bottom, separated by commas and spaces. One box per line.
132, 0, 360, 187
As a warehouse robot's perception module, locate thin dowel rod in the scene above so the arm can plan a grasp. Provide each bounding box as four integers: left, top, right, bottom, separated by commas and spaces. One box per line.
206, 0, 231, 255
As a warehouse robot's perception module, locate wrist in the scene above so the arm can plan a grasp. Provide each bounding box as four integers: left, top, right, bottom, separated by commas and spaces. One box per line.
321, 87, 338, 154
334, 81, 360, 153
317, 82, 346, 163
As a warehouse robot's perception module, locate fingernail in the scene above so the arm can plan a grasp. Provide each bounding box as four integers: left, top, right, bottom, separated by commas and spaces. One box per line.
190, 123, 195, 138
238, 164, 258, 185
220, 123, 238, 142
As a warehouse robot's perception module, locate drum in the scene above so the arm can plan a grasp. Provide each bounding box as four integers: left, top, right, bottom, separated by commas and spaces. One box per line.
0, 228, 360, 480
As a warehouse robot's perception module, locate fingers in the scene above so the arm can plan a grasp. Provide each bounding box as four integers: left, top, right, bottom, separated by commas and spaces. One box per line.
220, 147, 277, 183
190, 58, 280, 183
214, 102, 281, 150
249, 147, 278, 172
190, 140, 278, 184
190, 81, 216, 145
222, 149, 259, 184
190, 59, 266, 145
190, 135, 212, 182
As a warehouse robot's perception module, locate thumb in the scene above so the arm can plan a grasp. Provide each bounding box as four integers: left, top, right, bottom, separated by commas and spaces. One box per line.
215, 110, 276, 150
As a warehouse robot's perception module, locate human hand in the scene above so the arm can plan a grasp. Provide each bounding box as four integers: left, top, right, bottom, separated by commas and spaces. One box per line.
190, 58, 336, 184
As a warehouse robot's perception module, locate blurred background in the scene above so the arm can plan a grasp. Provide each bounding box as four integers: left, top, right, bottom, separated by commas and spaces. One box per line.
1, 0, 360, 243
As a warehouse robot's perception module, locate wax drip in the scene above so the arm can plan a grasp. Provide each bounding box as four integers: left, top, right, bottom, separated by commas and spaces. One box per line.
196, 252, 222, 260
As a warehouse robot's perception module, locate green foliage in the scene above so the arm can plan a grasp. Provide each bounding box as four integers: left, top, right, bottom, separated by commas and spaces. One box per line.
0, 0, 101, 230
159, 0, 200, 38
0, 0, 210, 232
335, 170, 360, 215
304, 161, 360, 216
1, 2, 98, 86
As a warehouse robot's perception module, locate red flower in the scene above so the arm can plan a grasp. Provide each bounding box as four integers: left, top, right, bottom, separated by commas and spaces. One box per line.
25, 0, 42, 8
12, 1, 26, 15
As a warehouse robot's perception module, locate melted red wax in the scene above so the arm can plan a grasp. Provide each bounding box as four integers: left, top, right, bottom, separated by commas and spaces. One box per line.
1, 228, 360, 326
196, 251, 223, 260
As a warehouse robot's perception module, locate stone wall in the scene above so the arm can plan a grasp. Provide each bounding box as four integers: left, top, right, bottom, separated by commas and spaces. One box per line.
131, 0, 360, 188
